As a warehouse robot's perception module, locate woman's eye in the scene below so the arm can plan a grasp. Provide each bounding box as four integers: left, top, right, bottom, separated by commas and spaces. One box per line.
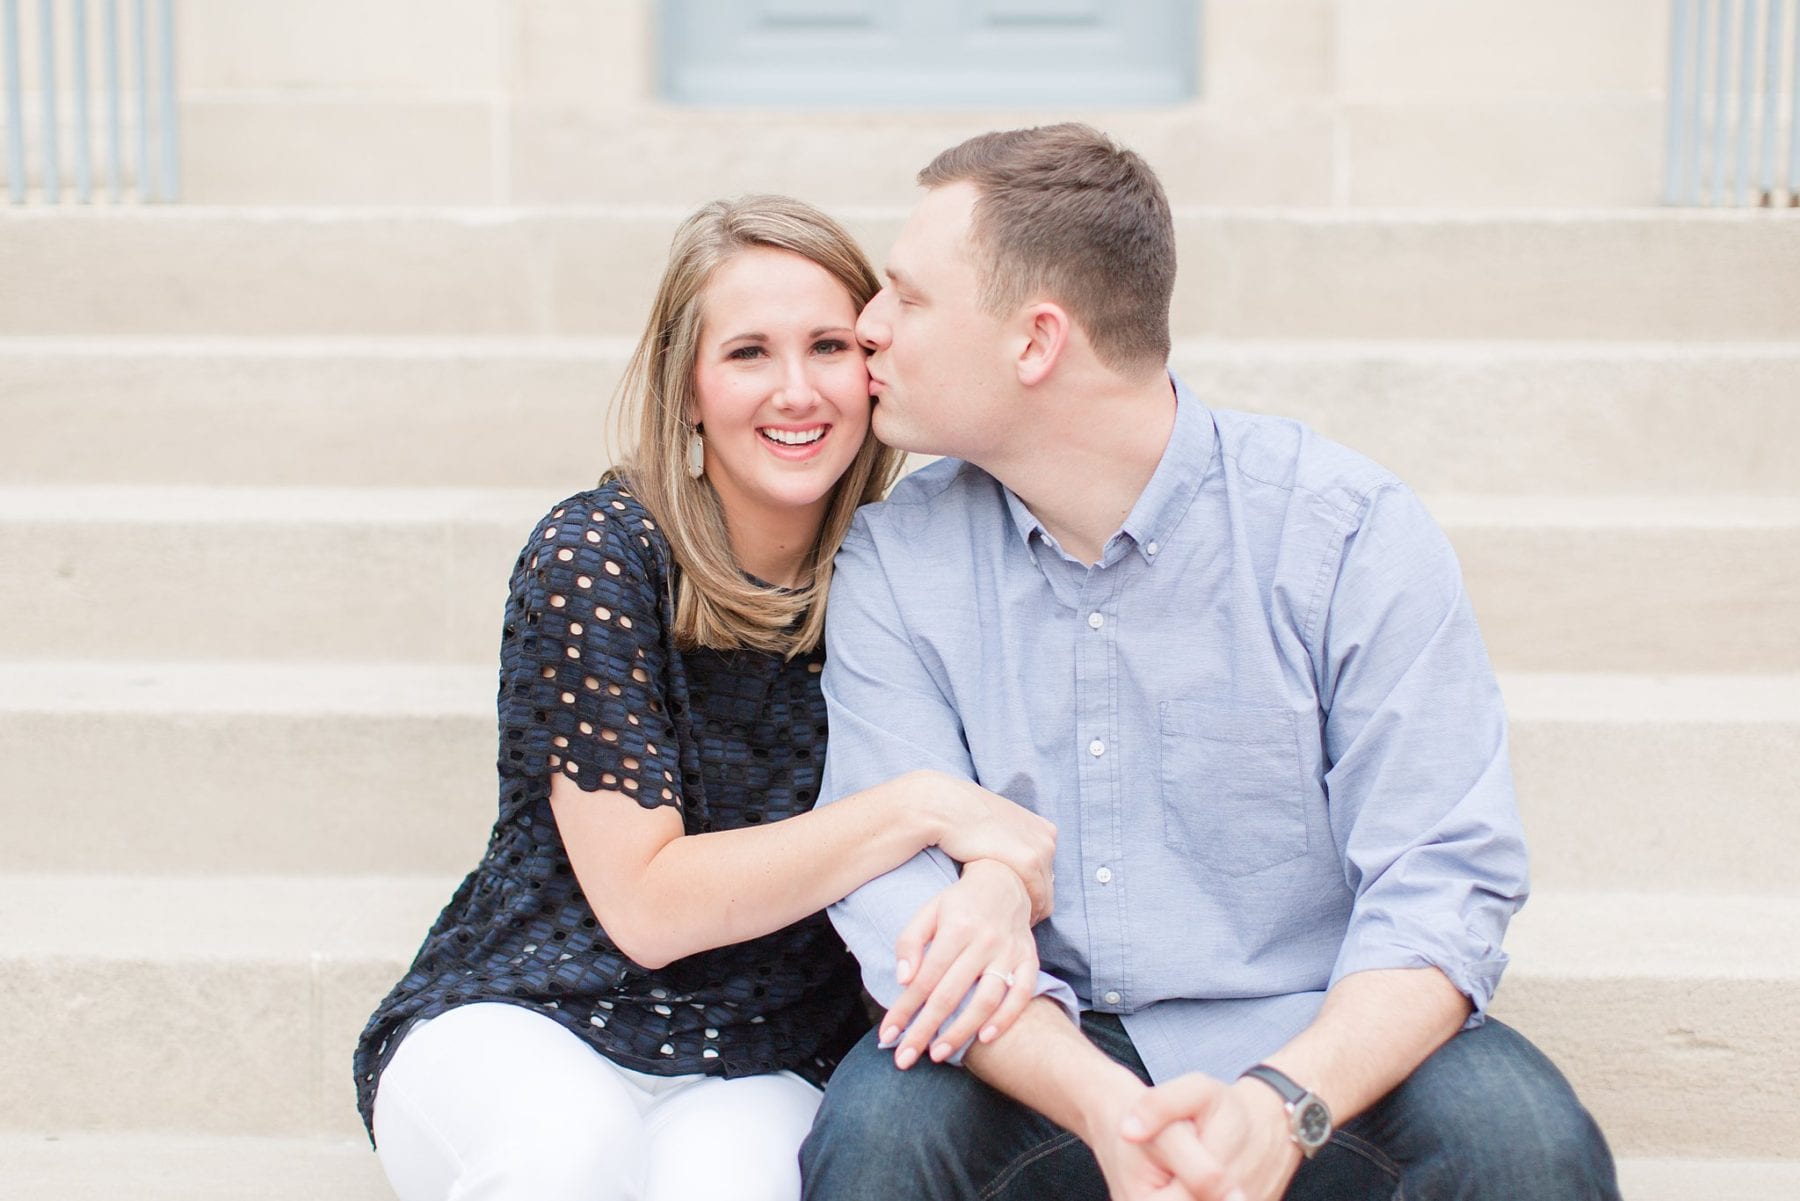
727, 345, 765, 360
813, 339, 849, 354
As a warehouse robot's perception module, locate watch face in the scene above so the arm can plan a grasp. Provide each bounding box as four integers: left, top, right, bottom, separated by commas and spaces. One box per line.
1295, 1099, 1332, 1148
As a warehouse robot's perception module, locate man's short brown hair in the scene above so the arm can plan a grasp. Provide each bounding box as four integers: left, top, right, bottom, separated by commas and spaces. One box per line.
918, 123, 1175, 375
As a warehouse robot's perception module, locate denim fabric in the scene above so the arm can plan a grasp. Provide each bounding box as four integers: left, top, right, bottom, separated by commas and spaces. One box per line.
800, 1015, 1618, 1201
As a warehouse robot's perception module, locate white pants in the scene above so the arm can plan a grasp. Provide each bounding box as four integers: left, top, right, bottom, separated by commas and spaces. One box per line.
372, 1002, 824, 1201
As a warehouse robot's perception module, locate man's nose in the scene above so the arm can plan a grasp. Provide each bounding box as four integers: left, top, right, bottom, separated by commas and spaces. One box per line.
856, 290, 891, 351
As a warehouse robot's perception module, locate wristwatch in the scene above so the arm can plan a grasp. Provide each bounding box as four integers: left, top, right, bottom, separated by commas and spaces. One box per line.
1239, 1064, 1333, 1157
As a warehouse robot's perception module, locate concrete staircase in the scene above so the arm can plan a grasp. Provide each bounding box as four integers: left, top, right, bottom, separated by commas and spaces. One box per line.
4, 0, 1799, 1196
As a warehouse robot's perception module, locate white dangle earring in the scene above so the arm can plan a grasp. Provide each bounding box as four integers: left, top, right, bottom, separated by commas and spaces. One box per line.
686, 426, 706, 480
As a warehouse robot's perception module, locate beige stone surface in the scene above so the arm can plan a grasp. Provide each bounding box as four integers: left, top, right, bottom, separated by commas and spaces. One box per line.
507, 104, 1338, 206
0, 953, 320, 1135
10, 209, 1800, 339
1496, 891, 1800, 1156
5, 1134, 1795, 1201
0, 485, 538, 663
7, 665, 1793, 884
1, 877, 1793, 1150
182, 99, 499, 205
1343, 99, 1664, 207
175, 0, 504, 94
1172, 210, 1800, 341
0, 664, 497, 875
508, 0, 655, 107
1, 486, 1793, 670
1201, 0, 1336, 103
6, 338, 1798, 494
1336, 0, 1670, 100
1504, 674, 1800, 894
1176, 341, 1800, 496
0, 337, 626, 488
0, 1134, 392, 1201
1617, 1158, 1800, 1200
1440, 496, 1800, 672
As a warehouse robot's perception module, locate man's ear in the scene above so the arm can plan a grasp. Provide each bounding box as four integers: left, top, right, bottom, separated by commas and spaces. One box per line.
1012, 302, 1070, 387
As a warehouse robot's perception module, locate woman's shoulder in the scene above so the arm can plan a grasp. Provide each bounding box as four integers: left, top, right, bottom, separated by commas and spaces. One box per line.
506, 477, 672, 610
530, 476, 666, 560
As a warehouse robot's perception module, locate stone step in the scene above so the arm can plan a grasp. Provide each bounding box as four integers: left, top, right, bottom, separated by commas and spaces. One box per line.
7, 208, 1799, 340
163, 94, 1664, 208
1, 487, 1793, 672
0, 876, 1791, 1157
2, 664, 1793, 891
0, 1134, 389, 1201
5, 338, 1797, 496
1489, 891, 1800, 1163
3, 1134, 1793, 1201
1503, 674, 1800, 896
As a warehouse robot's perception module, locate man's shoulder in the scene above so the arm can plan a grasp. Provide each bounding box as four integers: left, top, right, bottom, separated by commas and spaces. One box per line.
849, 456, 1001, 544
1211, 407, 1402, 523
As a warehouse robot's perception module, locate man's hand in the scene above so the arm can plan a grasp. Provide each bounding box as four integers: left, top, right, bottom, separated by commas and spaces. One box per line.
1071, 1071, 1249, 1201
1120, 1074, 1302, 1201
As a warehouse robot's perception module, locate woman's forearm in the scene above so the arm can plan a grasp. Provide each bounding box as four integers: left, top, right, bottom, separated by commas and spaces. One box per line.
554, 770, 948, 970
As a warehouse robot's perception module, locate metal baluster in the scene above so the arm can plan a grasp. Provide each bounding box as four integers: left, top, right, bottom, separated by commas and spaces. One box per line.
155, 0, 172, 198
1667, 0, 1697, 203
37, 0, 57, 202
1790, 0, 1800, 202
1710, 0, 1735, 203
1733, 0, 1759, 204
132, 0, 148, 198
103, 0, 118, 199
73, 0, 91, 201
2, 0, 22, 203
1693, 0, 1716, 203
1759, 0, 1783, 203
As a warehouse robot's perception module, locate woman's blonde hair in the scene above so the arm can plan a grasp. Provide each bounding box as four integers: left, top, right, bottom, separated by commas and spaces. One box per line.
609, 195, 904, 658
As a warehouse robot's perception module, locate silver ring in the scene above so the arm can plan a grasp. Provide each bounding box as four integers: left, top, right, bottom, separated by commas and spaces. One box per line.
982, 968, 1017, 988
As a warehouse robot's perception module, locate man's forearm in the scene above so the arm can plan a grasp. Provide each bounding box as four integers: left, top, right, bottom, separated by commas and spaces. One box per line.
1260, 966, 1470, 1122
962, 999, 1141, 1144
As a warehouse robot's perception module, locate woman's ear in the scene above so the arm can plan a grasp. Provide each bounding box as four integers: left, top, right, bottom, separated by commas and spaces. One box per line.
1013, 302, 1069, 387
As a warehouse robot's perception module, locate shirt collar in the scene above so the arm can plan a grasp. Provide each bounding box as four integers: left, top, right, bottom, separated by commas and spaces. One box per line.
1118, 372, 1215, 564
1001, 372, 1217, 566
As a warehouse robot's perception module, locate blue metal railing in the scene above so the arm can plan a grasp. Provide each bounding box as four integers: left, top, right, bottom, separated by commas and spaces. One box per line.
0, 0, 178, 203
1666, 0, 1799, 206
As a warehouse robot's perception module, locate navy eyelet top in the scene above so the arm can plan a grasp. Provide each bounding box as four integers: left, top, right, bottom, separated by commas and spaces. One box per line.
352, 478, 868, 1138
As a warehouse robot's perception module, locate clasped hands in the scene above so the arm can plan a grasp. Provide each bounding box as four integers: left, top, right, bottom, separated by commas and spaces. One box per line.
1097, 1070, 1305, 1201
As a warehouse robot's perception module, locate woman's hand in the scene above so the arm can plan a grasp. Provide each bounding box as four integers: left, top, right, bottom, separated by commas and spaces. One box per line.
913, 772, 1057, 924
879, 859, 1041, 1069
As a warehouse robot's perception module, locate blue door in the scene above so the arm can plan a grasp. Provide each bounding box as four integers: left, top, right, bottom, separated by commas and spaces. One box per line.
661, 0, 1197, 106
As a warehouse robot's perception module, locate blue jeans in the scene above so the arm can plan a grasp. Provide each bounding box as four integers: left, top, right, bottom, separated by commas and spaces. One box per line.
800, 1013, 1619, 1201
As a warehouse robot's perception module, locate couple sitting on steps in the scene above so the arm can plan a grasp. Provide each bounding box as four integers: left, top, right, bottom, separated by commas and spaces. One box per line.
353, 123, 1621, 1201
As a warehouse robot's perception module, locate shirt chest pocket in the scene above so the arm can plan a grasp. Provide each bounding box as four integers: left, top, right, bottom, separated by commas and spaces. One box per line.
1158, 701, 1311, 877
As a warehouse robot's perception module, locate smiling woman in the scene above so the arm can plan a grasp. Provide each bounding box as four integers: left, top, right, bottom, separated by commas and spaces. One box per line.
351, 195, 1060, 1201
618, 196, 900, 657
689, 245, 873, 590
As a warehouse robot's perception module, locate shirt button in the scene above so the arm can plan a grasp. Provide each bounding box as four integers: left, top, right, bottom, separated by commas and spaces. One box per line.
1087, 611, 1104, 629
1103, 990, 1122, 1006
1088, 739, 1105, 757
1095, 866, 1113, 884
1146, 541, 1160, 556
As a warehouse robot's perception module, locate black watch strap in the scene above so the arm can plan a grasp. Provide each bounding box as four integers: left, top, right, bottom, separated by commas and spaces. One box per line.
1240, 1063, 1333, 1158
1240, 1064, 1307, 1105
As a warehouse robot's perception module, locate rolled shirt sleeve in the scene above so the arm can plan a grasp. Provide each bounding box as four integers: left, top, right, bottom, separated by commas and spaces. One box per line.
819, 519, 1080, 1058
1315, 484, 1530, 1022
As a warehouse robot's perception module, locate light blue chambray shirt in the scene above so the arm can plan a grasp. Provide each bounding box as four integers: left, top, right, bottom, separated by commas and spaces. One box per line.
817, 374, 1530, 1086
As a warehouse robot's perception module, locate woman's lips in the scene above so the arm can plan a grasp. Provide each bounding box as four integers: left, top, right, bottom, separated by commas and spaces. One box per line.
757, 424, 831, 460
